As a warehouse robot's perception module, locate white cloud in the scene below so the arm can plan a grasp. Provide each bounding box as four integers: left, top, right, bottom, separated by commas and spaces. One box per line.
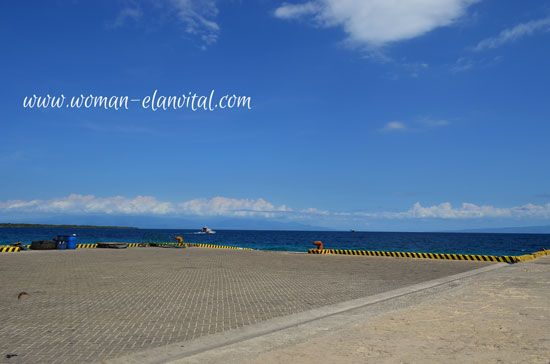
474, 17, 550, 51
381, 121, 408, 132
380, 118, 451, 133
0, 194, 289, 218
113, 6, 143, 28
367, 202, 550, 219
450, 55, 502, 73
170, 0, 220, 45
274, 2, 320, 19
402, 61, 429, 77
0, 194, 173, 215
1, 195, 549, 222
299, 207, 330, 216
274, 0, 478, 47
113, 0, 220, 46
178, 197, 291, 217
451, 56, 475, 72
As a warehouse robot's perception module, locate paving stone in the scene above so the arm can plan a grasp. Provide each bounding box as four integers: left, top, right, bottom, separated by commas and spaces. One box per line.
0, 248, 489, 363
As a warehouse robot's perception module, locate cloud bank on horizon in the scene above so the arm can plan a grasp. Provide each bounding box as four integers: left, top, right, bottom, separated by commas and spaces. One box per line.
1, 195, 549, 225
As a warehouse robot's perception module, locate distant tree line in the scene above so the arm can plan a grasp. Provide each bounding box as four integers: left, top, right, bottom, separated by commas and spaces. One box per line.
0, 223, 137, 229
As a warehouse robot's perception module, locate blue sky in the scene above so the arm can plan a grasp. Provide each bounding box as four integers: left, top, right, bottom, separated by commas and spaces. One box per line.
0, 0, 549, 230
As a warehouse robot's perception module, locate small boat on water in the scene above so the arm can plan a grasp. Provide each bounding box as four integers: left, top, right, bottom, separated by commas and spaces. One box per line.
195, 226, 216, 234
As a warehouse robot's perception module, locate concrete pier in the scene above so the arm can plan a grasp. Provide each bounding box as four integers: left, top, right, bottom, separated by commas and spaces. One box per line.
0, 248, 495, 363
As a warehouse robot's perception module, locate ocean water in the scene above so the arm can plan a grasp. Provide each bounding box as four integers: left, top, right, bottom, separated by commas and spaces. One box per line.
1, 227, 549, 256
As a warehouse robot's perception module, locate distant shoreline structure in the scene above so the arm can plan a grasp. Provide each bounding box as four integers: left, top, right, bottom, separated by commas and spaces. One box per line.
0, 223, 138, 229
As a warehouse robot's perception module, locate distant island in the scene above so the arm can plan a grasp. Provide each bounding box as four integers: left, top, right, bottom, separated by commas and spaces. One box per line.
0, 223, 137, 229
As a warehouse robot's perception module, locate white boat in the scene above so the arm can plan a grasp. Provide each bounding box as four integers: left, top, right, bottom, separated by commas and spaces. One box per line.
196, 226, 216, 234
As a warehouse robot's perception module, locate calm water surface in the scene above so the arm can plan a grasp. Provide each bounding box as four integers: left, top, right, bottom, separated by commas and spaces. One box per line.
1, 227, 549, 256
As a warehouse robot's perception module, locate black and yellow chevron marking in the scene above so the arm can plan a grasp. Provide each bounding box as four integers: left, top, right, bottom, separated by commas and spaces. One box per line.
187, 243, 253, 250
531, 249, 550, 259
77, 244, 98, 249
78, 243, 145, 248
0, 246, 21, 253
307, 248, 550, 264
517, 249, 550, 262
151, 242, 182, 247
127, 243, 146, 248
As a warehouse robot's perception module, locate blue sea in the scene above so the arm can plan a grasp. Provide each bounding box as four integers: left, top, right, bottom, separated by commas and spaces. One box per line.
1, 227, 549, 256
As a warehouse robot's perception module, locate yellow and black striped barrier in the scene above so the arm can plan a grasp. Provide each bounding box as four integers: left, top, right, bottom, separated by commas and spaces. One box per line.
77, 242, 186, 248
532, 249, 550, 258
4, 241, 190, 251
187, 243, 253, 250
79, 243, 146, 248
150, 242, 183, 247
77, 243, 98, 249
127, 243, 147, 248
519, 249, 550, 262
0, 246, 21, 253
307, 248, 549, 264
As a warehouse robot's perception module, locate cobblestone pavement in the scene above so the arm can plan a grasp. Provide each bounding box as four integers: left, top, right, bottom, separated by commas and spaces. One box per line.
203, 257, 550, 364
0, 248, 490, 363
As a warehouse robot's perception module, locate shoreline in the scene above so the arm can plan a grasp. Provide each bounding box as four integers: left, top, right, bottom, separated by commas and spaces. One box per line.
1, 241, 548, 265
2, 227, 549, 257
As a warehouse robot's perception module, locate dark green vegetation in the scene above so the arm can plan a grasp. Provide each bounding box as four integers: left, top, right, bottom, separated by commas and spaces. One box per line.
0, 223, 137, 229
